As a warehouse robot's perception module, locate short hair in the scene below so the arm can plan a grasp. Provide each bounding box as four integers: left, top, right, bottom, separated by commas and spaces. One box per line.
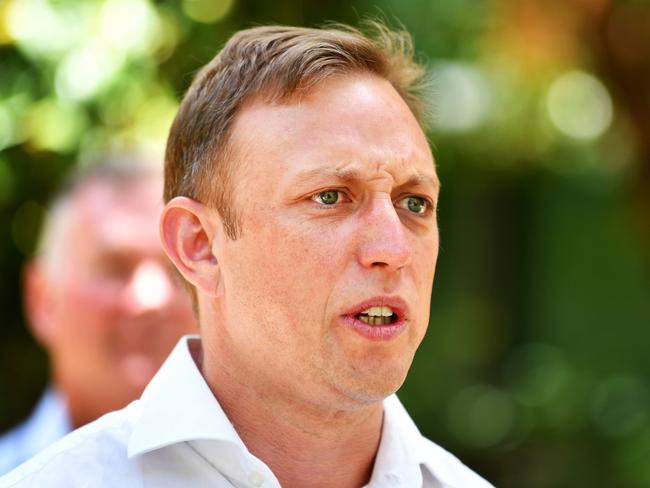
164, 21, 426, 240
37, 153, 161, 272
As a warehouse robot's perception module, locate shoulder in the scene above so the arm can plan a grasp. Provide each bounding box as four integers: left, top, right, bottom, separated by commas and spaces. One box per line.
0, 422, 30, 475
0, 389, 70, 476
0, 401, 142, 488
418, 436, 494, 488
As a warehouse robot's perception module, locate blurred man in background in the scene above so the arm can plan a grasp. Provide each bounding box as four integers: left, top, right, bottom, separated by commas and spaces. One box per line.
0, 155, 196, 474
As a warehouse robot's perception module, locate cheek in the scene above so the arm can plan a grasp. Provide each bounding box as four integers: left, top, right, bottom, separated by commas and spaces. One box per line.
225, 214, 346, 329
274, 217, 349, 293
412, 231, 439, 307
52, 278, 119, 345
417, 234, 438, 278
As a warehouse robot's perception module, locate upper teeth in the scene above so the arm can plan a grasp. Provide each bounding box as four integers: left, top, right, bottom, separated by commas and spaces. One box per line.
362, 306, 394, 317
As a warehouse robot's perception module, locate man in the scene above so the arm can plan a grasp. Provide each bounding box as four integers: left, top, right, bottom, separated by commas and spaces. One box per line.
0, 156, 196, 474
0, 24, 493, 487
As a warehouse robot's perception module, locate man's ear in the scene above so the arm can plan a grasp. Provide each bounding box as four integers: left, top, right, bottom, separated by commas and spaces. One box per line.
160, 196, 221, 297
23, 260, 55, 347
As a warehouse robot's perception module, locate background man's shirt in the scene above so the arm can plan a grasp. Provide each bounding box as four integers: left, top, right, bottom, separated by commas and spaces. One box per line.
0, 388, 70, 475
0, 337, 493, 488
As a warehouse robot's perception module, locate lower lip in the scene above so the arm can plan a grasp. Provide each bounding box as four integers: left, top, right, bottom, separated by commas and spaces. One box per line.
341, 315, 407, 341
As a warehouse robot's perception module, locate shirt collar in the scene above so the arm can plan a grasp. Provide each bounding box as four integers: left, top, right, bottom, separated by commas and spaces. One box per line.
127, 336, 468, 487
370, 395, 473, 488
365, 394, 425, 487
127, 335, 246, 458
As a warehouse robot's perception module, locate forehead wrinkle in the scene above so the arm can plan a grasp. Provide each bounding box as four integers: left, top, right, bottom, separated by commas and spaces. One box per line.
334, 158, 437, 189
401, 173, 440, 192
291, 159, 438, 191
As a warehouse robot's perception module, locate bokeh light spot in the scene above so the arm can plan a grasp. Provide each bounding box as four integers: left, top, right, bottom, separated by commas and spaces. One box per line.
448, 384, 517, 448
0, 105, 15, 150
98, 77, 147, 126
55, 38, 125, 101
506, 342, 570, 407
128, 94, 180, 151
100, 0, 160, 56
182, 0, 234, 24
25, 98, 87, 153
6, 0, 87, 60
430, 62, 491, 132
150, 7, 183, 62
591, 376, 649, 438
546, 70, 613, 140
0, 0, 15, 44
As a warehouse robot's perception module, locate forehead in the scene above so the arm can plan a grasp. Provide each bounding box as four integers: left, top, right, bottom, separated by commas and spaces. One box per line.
65, 177, 163, 250
229, 74, 436, 186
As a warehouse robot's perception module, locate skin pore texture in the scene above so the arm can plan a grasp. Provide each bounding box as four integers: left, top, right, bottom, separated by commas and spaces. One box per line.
26, 176, 196, 428
161, 74, 440, 488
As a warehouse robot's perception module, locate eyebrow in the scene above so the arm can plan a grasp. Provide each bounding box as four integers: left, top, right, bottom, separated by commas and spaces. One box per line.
398, 173, 440, 191
293, 166, 440, 191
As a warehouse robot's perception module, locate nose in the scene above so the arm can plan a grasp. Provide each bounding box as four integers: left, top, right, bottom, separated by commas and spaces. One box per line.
122, 261, 173, 314
356, 194, 412, 271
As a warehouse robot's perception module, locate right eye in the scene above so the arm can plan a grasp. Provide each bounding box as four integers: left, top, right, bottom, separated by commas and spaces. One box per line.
396, 195, 430, 215
312, 190, 340, 205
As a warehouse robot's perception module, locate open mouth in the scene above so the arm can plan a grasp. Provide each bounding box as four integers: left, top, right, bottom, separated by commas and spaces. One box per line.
342, 298, 408, 340
355, 306, 398, 326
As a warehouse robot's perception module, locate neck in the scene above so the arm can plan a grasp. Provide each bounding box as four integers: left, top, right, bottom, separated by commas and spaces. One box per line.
54, 367, 136, 429
54, 379, 100, 429
201, 345, 384, 488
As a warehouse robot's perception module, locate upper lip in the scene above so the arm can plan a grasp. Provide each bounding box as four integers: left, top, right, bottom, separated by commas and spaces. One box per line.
342, 296, 409, 320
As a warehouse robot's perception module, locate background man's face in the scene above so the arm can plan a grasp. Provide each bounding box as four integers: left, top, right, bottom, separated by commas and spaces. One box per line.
209, 74, 439, 408
29, 176, 196, 415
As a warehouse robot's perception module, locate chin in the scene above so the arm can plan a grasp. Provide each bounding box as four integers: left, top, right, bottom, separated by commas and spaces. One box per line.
338, 362, 411, 407
321, 340, 418, 407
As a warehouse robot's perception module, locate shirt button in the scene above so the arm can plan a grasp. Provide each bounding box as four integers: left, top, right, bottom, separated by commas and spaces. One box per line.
248, 471, 265, 487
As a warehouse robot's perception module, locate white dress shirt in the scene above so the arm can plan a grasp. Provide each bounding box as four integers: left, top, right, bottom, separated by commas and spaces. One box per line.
0, 336, 493, 488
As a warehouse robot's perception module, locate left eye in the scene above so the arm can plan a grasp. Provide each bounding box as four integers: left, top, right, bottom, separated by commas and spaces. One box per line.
397, 196, 429, 214
312, 190, 340, 205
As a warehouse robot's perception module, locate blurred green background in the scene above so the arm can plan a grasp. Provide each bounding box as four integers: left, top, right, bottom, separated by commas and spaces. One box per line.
1, 0, 650, 486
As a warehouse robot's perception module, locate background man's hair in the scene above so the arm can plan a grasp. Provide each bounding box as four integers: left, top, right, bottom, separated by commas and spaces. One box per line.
164, 21, 427, 242
37, 153, 161, 271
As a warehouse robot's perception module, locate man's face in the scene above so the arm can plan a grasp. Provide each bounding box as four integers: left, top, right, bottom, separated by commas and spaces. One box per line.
32, 176, 196, 414
209, 75, 439, 408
